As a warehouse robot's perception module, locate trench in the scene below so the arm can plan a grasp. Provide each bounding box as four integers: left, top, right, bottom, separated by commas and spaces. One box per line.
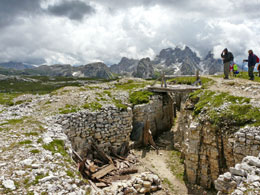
58, 91, 218, 194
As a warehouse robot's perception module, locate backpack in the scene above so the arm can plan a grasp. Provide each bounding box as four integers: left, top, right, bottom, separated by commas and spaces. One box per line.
255, 55, 259, 63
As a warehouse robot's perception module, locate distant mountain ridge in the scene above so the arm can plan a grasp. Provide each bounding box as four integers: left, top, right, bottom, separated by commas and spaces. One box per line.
110, 46, 223, 77
0, 61, 35, 70
0, 62, 115, 79
0, 46, 224, 79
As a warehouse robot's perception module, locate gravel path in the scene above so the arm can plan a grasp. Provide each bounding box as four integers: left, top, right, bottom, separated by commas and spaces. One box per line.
208, 76, 260, 107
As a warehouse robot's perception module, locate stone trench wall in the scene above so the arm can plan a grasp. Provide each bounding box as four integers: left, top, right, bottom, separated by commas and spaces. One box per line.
57, 106, 133, 156
174, 104, 260, 190
56, 93, 175, 156
132, 93, 174, 140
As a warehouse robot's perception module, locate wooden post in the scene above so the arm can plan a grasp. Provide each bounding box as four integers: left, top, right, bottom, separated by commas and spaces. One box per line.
196, 70, 200, 81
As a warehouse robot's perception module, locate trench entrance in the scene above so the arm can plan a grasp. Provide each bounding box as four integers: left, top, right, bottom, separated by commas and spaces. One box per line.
63, 90, 211, 194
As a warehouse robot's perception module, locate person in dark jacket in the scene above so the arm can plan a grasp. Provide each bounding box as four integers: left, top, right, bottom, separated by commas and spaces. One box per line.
257, 64, 260, 77
243, 50, 256, 80
221, 48, 234, 79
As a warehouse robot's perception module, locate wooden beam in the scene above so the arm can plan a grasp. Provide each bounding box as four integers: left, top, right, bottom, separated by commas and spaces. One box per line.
165, 75, 197, 79
148, 86, 201, 93
92, 164, 115, 179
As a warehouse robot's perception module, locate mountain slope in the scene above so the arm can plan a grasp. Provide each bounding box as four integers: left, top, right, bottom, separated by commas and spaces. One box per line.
0, 61, 35, 70
110, 46, 223, 78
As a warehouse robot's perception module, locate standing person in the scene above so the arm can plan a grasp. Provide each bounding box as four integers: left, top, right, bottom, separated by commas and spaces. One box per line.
243, 50, 257, 80
233, 63, 239, 77
221, 48, 234, 79
230, 63, 234, 77
257, 63, 260, 77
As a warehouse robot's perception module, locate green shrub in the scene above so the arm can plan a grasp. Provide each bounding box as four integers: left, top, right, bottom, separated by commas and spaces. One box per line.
129, 90, 154, 105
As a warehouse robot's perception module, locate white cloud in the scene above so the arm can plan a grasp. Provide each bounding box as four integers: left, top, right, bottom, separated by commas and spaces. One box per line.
0, 0, 260, 65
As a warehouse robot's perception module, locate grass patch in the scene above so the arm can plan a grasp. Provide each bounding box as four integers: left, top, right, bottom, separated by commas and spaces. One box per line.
66, 170, 75, 178
5, 118, 25, 125
83, 102, 102, 111
104, 90, 112, 97
0, 77, 84, 94
37, 138, 43, 144
59, 104, 79, 114
129, 90, 154, 105
162, 178, 176, 193
18, 140, 33, 145
112, 98, 128, 110
168, 76, 214, 88
43, 139, 67, 156
0, 93, 19, 105
190, 90, 250, 115
115, 81, 149, 90
30, 149, 40, 154
167, 151, 184, 181
24, 132, 39, 136
215, 72, 260, 83
190, 90, 260, 130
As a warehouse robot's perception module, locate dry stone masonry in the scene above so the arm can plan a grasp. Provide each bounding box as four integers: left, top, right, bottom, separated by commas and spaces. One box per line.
57, 106, 133, 155
132, 94, 174, 139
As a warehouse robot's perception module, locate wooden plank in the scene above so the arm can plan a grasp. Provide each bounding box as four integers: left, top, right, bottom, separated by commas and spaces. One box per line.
148, 86, 201, 93
91, 142, 114, 165
89, 180, 99, 192
95, 182, 108, 188
92, 164, 115, 179
119, 168, 138, 175
165, 75, 198, 79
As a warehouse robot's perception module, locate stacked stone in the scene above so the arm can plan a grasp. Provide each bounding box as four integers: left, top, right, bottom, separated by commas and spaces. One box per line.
57, 106, 133, 154
215, 153, 260, 195
102, 172, 161, 195
233, 126, 260, 163
133, 94, 174, 136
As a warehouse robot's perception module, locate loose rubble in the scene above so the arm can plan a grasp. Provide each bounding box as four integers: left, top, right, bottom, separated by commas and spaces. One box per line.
215, 153, 260, 195
100, 172, 161, 195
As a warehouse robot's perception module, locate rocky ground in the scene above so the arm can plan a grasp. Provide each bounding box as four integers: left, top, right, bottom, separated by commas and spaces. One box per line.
0, 78, 157, 194
0, 76, 259, 194
208, 76, 260, 107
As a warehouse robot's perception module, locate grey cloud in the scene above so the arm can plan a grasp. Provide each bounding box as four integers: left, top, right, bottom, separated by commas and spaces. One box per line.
0, 0, 41, 27
47, 1, 95, 21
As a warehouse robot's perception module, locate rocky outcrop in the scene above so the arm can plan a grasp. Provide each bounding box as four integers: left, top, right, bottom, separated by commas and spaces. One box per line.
109, 57, 139, 75
77, 62, 114, 79
174, 97, 260, 189
110, 46, 223, 77
201, 51, 223, 75
153, 46, 201, 75
132, 58, 154, 79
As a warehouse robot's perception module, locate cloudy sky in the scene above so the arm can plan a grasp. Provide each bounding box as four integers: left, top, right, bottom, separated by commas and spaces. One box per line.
1, 0, 260, 65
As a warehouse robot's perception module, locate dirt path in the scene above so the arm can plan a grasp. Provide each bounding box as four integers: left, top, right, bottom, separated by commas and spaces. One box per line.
207, 76, 260, 104
135, 149, 187, 195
